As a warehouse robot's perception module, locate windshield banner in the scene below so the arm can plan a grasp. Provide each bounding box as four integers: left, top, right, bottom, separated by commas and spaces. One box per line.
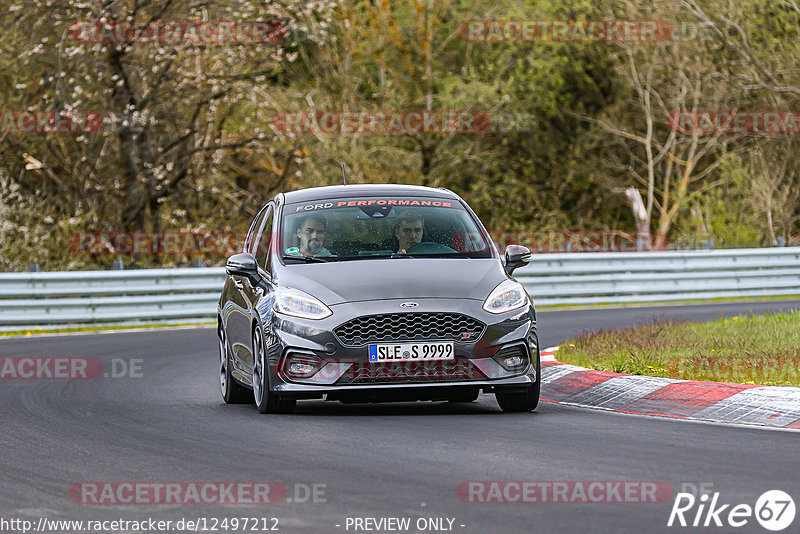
292, 198, 456, 212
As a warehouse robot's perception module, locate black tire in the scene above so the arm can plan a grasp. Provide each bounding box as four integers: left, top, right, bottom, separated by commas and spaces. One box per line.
252, 325, 296, 414
496, 352, 541, 413
219, 325, 251, 404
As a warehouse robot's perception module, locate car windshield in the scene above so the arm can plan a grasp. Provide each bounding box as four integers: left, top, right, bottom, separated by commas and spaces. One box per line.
280, 196, 495, 262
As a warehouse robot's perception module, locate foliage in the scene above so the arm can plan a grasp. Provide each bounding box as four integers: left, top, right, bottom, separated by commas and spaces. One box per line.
1, 0, 799, 269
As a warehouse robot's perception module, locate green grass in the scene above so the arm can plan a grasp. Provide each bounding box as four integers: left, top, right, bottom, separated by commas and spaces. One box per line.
0, 321, 215, 337
557, 310, 800, 387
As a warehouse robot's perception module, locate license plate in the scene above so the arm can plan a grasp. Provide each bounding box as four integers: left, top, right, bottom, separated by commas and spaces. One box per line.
368, 342, 454, 363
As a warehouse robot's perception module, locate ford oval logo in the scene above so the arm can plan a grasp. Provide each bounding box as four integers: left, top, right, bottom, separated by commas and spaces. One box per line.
400, 302, 419, 308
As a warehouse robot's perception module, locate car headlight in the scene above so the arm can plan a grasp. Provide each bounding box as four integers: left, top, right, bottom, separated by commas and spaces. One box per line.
274, 287, 332, 320
482, 279, 529, 314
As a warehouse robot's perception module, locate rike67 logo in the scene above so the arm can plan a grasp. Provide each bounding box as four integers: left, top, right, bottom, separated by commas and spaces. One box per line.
668, 489, 795, 531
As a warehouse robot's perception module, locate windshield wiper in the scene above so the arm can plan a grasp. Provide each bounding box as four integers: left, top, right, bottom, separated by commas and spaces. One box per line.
354, 253, 416, 259
282, 255, 331, 263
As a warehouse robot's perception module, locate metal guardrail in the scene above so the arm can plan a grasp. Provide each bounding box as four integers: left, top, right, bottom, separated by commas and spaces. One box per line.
519, 247, 800, 305
0, 268, 223, 328
0, 247, 799, 329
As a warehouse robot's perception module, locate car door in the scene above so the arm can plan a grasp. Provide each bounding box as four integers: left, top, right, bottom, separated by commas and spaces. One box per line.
227, 203, 270, 368
238, 202, 275, 372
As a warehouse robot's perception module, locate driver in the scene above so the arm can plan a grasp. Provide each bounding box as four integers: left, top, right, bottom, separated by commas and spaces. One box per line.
394, 212, 424, 253
296, 214, 334, 256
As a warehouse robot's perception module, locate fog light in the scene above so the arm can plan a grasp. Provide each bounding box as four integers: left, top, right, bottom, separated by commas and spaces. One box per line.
289, 362, 315, 375
284, 352, 325, 379
492, 343, 529, 371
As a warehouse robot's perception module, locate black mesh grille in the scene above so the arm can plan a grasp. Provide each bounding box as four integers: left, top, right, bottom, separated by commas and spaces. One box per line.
334, 312, 485, 347
336, 359, 486, 384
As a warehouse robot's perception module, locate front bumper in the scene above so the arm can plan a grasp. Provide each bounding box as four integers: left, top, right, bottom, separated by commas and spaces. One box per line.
261, 297, 538, 400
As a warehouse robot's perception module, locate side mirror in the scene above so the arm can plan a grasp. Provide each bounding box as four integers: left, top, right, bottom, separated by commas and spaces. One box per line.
226, 253, 261, 284
504, 244, 532, 275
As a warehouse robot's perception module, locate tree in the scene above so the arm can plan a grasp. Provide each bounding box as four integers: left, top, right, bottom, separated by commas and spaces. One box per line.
579, 1, 747, 248
0, 0, 340, 267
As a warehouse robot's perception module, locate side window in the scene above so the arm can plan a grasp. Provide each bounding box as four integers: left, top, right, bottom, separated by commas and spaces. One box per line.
244, 203, 270, 253
252, 204, 274, 271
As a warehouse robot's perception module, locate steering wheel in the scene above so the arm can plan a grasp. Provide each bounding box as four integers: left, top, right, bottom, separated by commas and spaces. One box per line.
407, 242, 457, 254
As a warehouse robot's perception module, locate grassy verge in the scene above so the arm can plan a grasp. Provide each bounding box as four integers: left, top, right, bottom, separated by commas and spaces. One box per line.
557, 310, 800, 387
0, 322, 215, 337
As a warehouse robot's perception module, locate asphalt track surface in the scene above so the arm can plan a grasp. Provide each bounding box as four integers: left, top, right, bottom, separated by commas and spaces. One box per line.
2, 300, 800, 534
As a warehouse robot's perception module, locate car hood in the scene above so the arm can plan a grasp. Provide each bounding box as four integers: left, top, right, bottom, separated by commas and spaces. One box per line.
273, 258, 507, 305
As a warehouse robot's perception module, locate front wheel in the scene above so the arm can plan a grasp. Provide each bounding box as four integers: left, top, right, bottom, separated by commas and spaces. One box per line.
495, 382, 540, 412
496, 351, 541, 412
252, 325, 296, 414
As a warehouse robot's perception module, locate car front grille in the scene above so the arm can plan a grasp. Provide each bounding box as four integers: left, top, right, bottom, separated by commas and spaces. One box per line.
336, 358, 486, 384
333, 312, 486, 347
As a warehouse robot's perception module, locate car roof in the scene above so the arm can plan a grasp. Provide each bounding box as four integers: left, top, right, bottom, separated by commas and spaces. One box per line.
282, 184, 459, 204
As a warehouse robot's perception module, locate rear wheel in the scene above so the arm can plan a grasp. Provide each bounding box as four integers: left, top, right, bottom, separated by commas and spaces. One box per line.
496, 352, 541, 413
219, 326, 250, 404
252, 325, 296, 414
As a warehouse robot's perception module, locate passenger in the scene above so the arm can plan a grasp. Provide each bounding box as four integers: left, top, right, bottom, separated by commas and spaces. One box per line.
395, 212, 424, 253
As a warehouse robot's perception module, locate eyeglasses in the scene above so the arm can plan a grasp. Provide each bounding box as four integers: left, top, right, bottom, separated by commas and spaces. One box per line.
399, 227, 423, 234
301, 228, 326, 236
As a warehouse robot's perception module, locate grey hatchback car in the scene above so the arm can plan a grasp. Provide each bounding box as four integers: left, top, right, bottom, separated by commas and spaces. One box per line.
217, 184, 538, 413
